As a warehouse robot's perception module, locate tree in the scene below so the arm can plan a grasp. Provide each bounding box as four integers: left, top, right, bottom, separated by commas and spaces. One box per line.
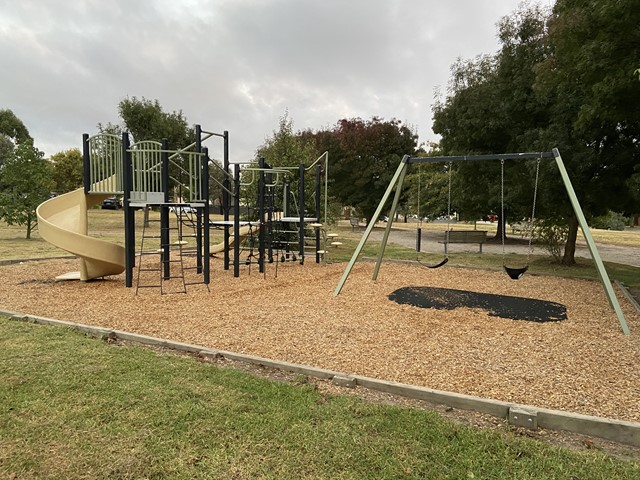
0, 135, 13, 170
534, 0, 640, 264
0, 109, 32, 144
252, 112, 317, 218
0, 109, 33, 169
432, 4, 551, 240
118, 97, 194, 149
318, 117, 418, 222
109, 97, 199, 204
50, 148, 83, 194
0, 143, 54, 239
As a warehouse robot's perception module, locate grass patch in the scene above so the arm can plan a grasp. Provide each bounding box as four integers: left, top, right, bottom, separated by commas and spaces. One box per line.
1, 317, 639, 479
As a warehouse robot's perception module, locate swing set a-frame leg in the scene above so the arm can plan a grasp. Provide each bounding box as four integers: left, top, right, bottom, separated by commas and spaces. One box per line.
553, 149, 630, 335
333, 157, 409, 296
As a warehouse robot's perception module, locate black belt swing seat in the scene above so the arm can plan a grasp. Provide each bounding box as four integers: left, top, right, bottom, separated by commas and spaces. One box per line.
415, 162, 451, 269
501, 157, 541, 280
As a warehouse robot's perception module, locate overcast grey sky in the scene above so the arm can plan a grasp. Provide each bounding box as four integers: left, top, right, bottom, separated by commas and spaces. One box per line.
1, 0, 524, 163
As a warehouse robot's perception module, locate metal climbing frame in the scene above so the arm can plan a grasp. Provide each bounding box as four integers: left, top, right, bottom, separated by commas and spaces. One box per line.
82, 125, 225, 291
333, 149, 630, 335
83, 133, 123, 194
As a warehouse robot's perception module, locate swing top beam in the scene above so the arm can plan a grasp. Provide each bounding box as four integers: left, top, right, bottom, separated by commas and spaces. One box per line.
406, 151, 554, 164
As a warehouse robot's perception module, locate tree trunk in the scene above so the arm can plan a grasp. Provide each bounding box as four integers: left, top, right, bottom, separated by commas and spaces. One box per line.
495, 213, 505, 240
561, 215, 578, 266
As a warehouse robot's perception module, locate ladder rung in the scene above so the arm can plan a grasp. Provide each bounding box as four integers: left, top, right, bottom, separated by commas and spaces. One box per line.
137, 284, 162, 288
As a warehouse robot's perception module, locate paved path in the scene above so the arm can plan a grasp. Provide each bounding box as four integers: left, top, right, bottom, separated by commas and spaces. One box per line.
365, 226, 640, 268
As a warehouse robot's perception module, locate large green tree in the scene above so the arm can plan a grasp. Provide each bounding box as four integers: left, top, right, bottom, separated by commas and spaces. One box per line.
432, 4, 550, 240
50, 148, 83, 194
0, 143, 54, 239
534, 0, 640, 264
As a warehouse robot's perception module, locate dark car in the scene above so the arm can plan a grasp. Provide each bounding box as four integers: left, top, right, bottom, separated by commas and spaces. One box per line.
101, 197, 122, 210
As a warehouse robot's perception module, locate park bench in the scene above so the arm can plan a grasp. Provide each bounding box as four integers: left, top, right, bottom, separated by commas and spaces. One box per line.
510, 222, 533, 237
441, 230, 488, 254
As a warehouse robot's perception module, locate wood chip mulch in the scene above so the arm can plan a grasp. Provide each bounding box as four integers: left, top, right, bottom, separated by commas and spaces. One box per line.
1, 257, 639, 423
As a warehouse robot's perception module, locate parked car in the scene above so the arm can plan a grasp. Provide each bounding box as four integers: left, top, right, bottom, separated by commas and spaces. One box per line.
101, 197, 122, 210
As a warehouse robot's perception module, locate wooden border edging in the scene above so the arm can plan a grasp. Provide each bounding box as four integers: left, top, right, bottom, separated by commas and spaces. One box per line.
614, 280, 640, 314
2, 308, 639, 448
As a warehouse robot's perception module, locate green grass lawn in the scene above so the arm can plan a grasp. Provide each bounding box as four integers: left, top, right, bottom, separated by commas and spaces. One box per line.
1, 317, 638, 479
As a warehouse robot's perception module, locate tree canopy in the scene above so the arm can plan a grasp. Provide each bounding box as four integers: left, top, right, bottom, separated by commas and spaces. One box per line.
0, 143, 54, 239
118, 97, 194, 149
0, 109, 33, 169
249, 112, 318, 218
432, 1, 640, 263
310, 117, 418, 222
50, 148, 83, 194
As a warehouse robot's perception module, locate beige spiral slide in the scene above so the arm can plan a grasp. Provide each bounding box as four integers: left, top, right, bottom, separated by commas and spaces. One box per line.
36, 188, 125, 281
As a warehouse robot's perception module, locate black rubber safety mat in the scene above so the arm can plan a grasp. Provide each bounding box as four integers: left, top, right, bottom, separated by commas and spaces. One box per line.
388, 286, 567, 323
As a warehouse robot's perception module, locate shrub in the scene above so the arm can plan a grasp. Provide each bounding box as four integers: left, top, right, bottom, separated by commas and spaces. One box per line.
590, 211, 629, 231
533, 219, 568, 262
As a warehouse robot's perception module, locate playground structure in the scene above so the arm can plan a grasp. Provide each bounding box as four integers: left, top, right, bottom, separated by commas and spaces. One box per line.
36, 126, 329, 293
334, 149, 631, 335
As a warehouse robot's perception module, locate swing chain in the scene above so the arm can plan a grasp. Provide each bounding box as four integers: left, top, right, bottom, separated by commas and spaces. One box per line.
500, 159, 505, 260
527, 159, 541, 261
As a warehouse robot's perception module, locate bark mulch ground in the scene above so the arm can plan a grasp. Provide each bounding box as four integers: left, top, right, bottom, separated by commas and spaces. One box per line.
1, 257, 639, 424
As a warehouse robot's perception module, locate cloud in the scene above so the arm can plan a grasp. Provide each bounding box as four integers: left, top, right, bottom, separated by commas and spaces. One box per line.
0, 0, 520, 162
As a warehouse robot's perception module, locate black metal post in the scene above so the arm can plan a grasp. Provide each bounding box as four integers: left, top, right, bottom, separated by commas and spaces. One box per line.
233, 164, 241, 278
195, 125, 203, 274
223, 130, 230, 270
416, 227, 422, 252
161, 139, 170, 280
122, 133, 134, 288
202, 146, 210, 284
258, 157, 266, 273
82, 133, 90, 194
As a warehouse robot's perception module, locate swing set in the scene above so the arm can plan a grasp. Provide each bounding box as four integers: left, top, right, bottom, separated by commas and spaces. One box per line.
333, 149, 630, 335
